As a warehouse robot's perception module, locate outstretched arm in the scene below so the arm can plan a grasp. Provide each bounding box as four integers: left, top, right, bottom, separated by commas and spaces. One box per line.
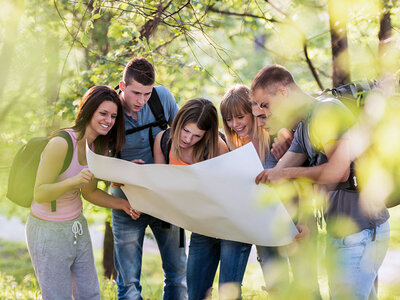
255, 151, 307, 184
274, 139, 350, 184
81, 179, 140, 219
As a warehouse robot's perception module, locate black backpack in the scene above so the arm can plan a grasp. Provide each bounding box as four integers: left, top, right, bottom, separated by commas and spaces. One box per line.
6, 130, 73, 211
320, 80, 377, 116
297, 94, 359, 188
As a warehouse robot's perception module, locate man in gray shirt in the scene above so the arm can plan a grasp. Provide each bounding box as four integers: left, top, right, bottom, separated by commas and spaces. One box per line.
250, 64, 389, 300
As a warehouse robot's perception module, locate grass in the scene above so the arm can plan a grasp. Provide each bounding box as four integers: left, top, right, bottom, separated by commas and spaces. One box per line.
2, 234, 400, 300
0, 237, 267, 299
1, 186, 400, 299
1, 208, 400, 299
0, 238, 165, 300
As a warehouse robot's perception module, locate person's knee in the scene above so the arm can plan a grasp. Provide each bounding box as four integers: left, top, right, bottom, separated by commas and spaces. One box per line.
116, 278, 143, 300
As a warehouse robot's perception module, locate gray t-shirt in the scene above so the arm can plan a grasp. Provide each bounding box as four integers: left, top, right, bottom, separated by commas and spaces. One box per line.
288, 97, 389, 237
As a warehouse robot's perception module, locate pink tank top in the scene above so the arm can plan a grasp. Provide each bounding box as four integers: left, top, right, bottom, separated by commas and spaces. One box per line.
31, 129, 87, 221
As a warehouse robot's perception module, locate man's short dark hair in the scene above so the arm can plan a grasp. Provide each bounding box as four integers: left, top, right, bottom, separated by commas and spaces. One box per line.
250, 64, 295, 95
123, 57, 155, 86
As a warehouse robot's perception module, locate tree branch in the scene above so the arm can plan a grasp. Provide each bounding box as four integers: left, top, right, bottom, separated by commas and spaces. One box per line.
207, 6, 277, 23
162, 0, 190, 20
153, 33, 184, 52
303, 43, 324, 91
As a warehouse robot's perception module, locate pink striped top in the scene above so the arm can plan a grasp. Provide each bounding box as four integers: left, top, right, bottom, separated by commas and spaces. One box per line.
31, 129, 88, 221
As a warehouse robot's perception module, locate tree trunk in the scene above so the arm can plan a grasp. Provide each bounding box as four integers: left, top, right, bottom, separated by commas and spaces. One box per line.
103, 221, 117, 279
378, 1, 393, 75
0, 0, 24, 122
45, 33, 61, 134
328, 0, 350, 88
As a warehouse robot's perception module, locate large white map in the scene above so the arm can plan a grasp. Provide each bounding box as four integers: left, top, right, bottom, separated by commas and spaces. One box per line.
87, 143, 298, 246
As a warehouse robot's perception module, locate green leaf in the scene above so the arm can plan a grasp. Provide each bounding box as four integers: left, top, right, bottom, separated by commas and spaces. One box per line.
92, 13, 102, 20
80, 32, 88, 47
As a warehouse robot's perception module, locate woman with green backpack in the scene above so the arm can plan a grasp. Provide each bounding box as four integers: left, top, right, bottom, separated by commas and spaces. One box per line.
26, 85, 137, 300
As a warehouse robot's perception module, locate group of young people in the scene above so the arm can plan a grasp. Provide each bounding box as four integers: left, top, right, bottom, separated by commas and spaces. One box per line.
26, 56, 393, 300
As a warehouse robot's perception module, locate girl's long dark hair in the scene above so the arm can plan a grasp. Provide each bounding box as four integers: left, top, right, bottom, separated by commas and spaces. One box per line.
72, 85, 125, 155
170, 98, 219, 162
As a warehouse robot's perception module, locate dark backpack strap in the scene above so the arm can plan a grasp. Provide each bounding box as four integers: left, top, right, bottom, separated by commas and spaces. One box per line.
54, 131, 73, 174
159, 128, 184, 247
147, 88, 168, 131
160, 221, 185, 248
50, 130, 73, 212
303, 106, 358, 191
179, 228, 185, 248
218, 131, 227, 145
125, 88, 168, 136
124, 88, 168, 156
335, 162, 358, 191
160, 128, 172, 164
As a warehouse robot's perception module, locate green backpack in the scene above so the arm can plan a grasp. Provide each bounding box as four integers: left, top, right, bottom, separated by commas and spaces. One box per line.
6, 130, 73, 211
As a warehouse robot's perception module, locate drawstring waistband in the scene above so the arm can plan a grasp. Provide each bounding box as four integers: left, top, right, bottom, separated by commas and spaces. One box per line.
72, 221, 83, 245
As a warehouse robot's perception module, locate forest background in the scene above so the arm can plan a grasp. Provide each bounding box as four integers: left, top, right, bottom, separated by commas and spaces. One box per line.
1, 0, 400, 299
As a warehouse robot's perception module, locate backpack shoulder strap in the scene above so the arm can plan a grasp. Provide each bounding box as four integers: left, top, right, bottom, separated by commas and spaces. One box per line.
160, 128, 172, 164
125, 88, 168, 136
49, 130, 73, 212
305, 103, 357, 191
218, 131, 227, 145
53, 130, 73, 174
147, 88, 168, 130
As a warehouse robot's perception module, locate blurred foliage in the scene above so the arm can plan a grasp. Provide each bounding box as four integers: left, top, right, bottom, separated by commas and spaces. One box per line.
1, 0, 399, 213
0, 1, 400, 297
3, 233, 400, 299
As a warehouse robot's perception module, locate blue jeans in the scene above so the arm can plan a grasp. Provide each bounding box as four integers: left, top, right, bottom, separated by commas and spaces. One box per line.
326, 220, 390, 300
256, 246, 289, 291
187, 233, 251, 300
112, 204, 187, 300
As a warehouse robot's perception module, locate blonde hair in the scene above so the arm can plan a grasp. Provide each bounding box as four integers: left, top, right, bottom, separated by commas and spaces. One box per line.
170, 98, 219, 162
220, 85, 270, 163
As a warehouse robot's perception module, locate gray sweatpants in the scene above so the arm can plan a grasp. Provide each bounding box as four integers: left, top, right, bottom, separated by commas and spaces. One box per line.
26, 213, 100, 300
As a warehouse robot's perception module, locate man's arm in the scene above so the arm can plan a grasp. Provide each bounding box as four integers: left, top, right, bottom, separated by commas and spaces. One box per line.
278, 139, 351, 184
257, 139, 351, 184
255, 151, 307, 184
258, 101, 354, 184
